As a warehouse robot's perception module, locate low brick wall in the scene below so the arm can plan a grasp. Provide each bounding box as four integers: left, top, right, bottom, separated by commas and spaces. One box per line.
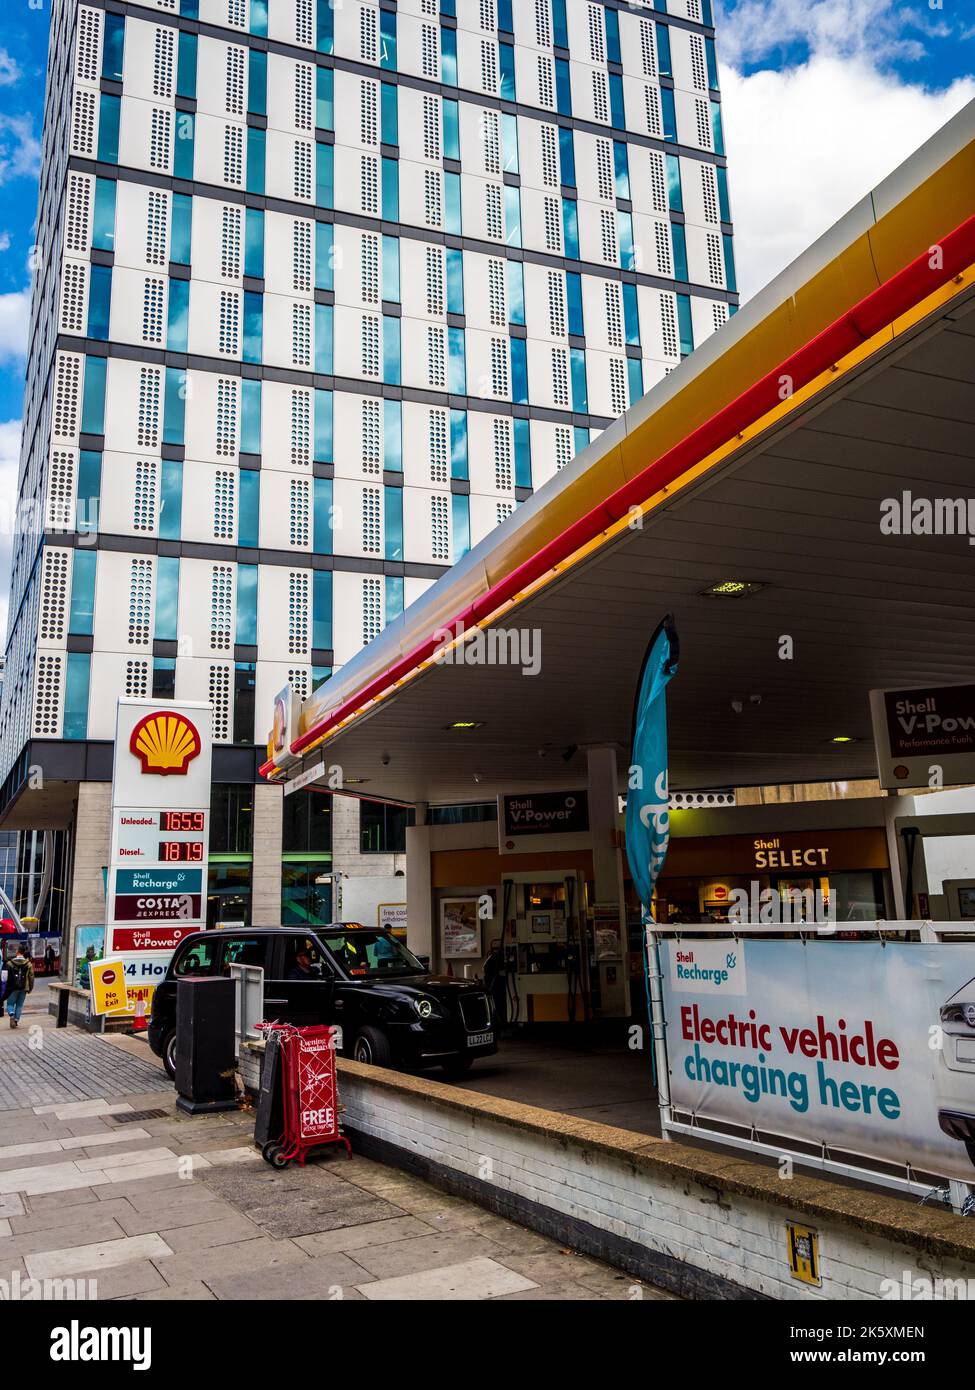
336, 1058, 975, 1300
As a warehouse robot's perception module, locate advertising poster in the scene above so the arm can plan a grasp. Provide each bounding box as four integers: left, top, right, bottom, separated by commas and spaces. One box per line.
441, 899, 481, 958
660, 939, 975, 1183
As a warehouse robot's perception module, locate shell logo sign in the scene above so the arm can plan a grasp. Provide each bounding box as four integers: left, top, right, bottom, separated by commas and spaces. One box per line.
129, 711, 202, 776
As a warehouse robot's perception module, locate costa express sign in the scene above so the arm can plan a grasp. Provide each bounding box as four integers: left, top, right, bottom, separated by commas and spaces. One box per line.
130, 711, 201, 776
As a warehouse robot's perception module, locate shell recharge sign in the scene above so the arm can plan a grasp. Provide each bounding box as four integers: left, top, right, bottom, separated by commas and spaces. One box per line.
106, 701, 213, 1015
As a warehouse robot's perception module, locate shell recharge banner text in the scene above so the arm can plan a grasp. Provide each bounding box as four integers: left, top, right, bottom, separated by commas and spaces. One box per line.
660, 940, 975, 1183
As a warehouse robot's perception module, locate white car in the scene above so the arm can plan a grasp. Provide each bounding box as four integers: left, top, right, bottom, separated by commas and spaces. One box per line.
938, 976, 975, 1168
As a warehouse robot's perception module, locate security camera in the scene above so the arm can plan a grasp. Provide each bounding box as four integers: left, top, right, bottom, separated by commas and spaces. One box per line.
731, 700, 743, 714
749, 694, 763, 706
537, 748, 547, 758
380, 753, 391, 766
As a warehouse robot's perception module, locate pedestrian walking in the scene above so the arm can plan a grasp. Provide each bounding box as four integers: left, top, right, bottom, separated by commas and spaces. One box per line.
4, 946, 34, 1028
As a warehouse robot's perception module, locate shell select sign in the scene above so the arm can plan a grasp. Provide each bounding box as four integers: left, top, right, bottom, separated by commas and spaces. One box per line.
129, 712, 202, 776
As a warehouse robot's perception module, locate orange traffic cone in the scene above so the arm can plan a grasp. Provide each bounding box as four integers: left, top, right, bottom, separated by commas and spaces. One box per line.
131, 997, 148, 1033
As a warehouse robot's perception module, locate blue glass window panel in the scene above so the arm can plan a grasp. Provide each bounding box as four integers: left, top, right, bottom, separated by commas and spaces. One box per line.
609, 74, 625, 131
445, 172, 462, 234
248, 49, 267, 115
312, 571, 332, 650
677, 293, 694, 356
706, 37, 719, 91
723, 234, 737, 293
177, 30, 197, 97
383, 315, 401, 385
605, 6, 621, 63
574, 425, 589, 457
92, 178, 116, 251
314, 389, 333, 463
711, 101, 725, 156
236, 564, 258, 645
443, 99, 460, 160
504, 186, 521, 247
383, 235, 400, 302
499, 43, 515, 100
552, 0, 568, 49
166, 279, 189, 352
245, 207, 264, 278
514, 417, 531, 489
570, 348, 588, 414
76, 450, 101, 536
155, 556, 179, 638
243, 292, 263, 363
87, 266, 111, 340
446, 248, 464, 315
384, 399, 402, 471
251, 0, 269, 36
381, 158, 398, 221
385, 576, 404, 624
441, 26, 457, 84
661, 87, 677, 142
315, 0, 332, 51
381, 83, 398, 146
239, 471, 259, 548
507, 260, 524, 325
63, 654, 91, 740
627, 357, 643, 407
317, 142, 334, 207
316, 67, 333, 129
511, 338, 528, 405
623, 282, 640, 345
566, 272, 583, 336
559, 128, 576, 186
97, 94, 120, 164
562, 200, 579, 260
614, 141, 630, 200
671, 222, 688, 282
69, 550, 96, 635
657, 23, 672, 76
666, 154, 683, 212
555, 59, 572, 115
702, 0, 714, 25
317, 223, 334, 291
618, 210, 635, 270
171, 193, 192, 263
384, 486, 403, 562
502, 113, 519, 172
448, 327, 466, 395
81, 357, 107, 436
314, 477, 334, 554
163, 368, 186, 446
102, 13, 125, 81
716, 164, 731, 223
380, 10, 396, 68
174, 111, 194, 179
451, 495, 470, 563
311, 665, 331, 692
246, 126, 265, 193
241, 379, 261, 454
159, 461, 183, 539
315, 304, 333, 375
180, 0, 199, 14
450, 410, 468, 480
498, 0, 513, 32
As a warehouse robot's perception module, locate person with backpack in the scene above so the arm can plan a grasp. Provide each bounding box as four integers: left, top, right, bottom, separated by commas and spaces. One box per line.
4, 946, 34, 1027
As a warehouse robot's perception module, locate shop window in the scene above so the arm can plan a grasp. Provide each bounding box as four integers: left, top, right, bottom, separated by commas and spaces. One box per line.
282, 792, 331, 853
206, 860, 252, 928
428, 803, 497, 825
281, 863, 333, 926
359, 801, 414, 853
210, 783, 253, 854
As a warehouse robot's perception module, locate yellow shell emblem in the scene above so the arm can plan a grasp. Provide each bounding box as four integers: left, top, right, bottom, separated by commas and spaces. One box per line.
129, 712, 202, 776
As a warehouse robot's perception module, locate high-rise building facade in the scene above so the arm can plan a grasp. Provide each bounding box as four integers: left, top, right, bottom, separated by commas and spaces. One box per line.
0, 0, 736, 936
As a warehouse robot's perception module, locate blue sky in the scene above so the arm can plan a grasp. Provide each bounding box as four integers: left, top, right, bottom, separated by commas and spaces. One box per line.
0, 0, 972, 630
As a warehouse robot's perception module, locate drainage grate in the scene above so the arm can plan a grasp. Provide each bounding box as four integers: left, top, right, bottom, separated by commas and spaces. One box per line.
112, 1108, 170, 1123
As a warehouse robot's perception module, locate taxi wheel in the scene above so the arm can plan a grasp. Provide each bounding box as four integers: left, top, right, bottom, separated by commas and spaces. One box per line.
352, 1026, 392, 1067
163, 1029, 177, 1081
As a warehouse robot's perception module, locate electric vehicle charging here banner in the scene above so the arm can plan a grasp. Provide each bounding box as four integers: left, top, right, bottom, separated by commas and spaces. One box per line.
659, 939, 975, 1183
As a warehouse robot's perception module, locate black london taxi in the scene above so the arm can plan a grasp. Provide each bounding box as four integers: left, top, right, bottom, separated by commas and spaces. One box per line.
147, 924, 497, 1081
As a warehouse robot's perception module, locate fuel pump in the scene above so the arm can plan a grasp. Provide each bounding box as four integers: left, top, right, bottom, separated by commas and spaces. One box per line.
501, 871, 588, 1024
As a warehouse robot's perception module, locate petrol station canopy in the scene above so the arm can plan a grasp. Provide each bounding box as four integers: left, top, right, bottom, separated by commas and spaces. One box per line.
265, 103, 975, 806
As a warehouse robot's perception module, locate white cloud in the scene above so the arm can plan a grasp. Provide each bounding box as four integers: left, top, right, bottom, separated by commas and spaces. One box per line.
0, 113, 40, 184
717, 0, 930, 69
0, 233, 11, 253
0, 285, 30, 364
0, 418, 22, 641
0, 49, 22, 87
720, 56, 975, 299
